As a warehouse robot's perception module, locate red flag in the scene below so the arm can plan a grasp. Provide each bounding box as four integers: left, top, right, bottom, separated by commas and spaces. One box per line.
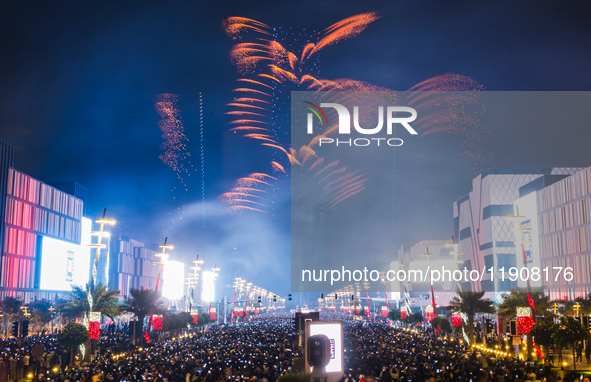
430, 285, 437, 315
527, 292, 536, 314
534, 343, 544, 360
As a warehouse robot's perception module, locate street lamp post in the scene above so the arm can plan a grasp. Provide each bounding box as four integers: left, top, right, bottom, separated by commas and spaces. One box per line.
83, 209, 115, 360
210, 265, 220, 324
146, 237, 173, 343
445, 235, 469, 343
187, 255, 204, 312
88, 209, 116, 290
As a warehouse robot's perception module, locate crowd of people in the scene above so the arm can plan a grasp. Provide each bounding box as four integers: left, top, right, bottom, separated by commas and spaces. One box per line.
0, 335, 67, 381
0, 313, 587, 382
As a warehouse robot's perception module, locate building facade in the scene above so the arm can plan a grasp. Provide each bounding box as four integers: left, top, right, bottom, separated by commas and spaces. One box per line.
0, 141, 89, 302
453, 168, 584, 295
0, 140, 166, 303
530, 167, 591, 300
107, 235, 159, 299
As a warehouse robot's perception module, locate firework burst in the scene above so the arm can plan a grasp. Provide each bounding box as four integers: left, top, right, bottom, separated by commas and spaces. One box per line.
220, 13, 488, 214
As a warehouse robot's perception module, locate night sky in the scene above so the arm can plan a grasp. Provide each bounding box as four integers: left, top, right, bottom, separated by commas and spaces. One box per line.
1, 0, 591, 296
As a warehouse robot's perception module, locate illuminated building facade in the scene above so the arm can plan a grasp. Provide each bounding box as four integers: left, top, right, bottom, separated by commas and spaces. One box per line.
453, 168, 584, 295
519, 167, 591, 300
0, 140, 162, 302
0, 140, 88, 302
107, 235, 159, 299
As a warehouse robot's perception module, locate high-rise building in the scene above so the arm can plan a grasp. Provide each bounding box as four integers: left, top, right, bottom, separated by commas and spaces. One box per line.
453, 168, 584, 295
0, 140, 89, 302
517, 167, 591, 300
107, 235, 159, 299
0, 139, 165, 303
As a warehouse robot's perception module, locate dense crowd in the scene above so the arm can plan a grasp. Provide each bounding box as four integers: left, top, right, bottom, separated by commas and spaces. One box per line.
0, 314, 586, 382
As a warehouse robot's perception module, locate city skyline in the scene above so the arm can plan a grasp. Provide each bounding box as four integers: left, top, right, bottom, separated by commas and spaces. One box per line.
1, 1, 591, 295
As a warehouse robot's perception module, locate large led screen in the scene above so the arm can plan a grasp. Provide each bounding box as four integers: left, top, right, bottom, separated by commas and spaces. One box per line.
40, 217, 91, 290
162, 260, 185, 300
307, 321, 343, 373
201, 271, 215, 302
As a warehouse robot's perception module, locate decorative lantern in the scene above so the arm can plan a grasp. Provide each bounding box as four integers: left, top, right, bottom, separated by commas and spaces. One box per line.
88, 312, 101, 339
152, 315, 163, 330
88, 321, 100, 340
517, 306, 535, 334
517, 316, 535, 334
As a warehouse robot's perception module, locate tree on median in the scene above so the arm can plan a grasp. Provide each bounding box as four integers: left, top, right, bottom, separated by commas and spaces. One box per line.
57, 322, 89, 366
552, 316, 588, 371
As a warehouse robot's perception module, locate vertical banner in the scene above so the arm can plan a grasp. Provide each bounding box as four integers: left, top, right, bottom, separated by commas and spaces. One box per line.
152, 315, 163, 330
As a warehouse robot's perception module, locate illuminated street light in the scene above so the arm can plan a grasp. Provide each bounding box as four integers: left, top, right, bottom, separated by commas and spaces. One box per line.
147, 237, 173, 342
153, 238, 173, 294
446, 235, 464, 264
88, 208, 116, 288
187, 255, 204, 311
84, 208, 116, 354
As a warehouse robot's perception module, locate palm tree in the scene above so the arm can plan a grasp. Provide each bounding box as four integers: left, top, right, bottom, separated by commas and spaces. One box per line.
498, 288, 555, 360
1, 296, 23, 337
58, 283, 122, 320
448, 291, 495, 346
123, 288, 164, 342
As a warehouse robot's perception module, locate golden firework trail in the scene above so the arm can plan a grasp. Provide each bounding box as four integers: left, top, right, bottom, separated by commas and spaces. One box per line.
220, 13, 488, 214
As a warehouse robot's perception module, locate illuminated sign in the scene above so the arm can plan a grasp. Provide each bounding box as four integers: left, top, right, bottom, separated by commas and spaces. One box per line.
202, 271, 216, 302
514, 192, 542, 288
39, 217, 91, 291
162, 261, 184, 300
306, 321, 344, 374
